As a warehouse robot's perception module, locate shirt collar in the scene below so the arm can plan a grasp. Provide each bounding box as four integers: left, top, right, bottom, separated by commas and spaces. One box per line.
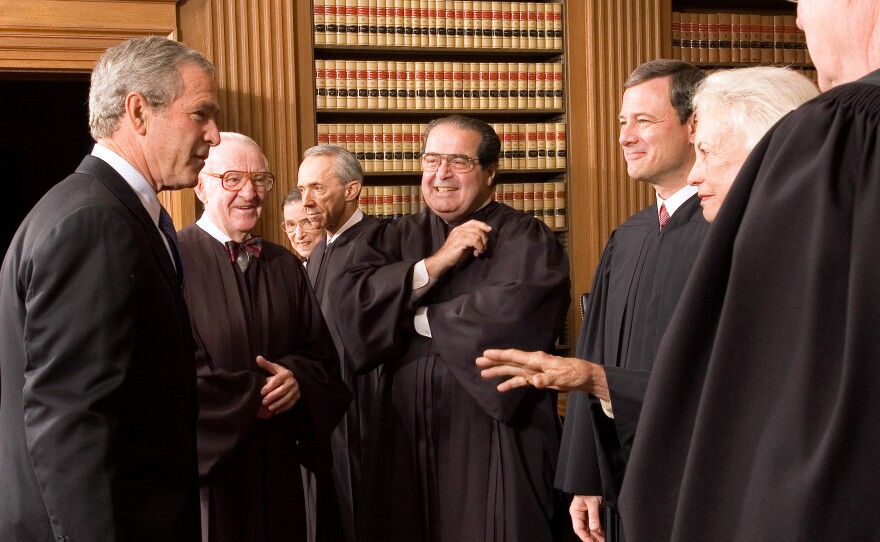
327, 208, 364, 244
656, 184, 698, 218
197, 213, 234, 245
91, 143, 162, 226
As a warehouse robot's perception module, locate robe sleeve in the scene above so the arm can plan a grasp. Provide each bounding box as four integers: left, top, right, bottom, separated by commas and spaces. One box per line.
426, 216, 570, 422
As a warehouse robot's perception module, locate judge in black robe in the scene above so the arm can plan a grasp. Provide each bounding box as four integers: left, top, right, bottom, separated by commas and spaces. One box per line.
298, 144, 381, 542
179, 133, 350, 542
621, 68, 880, 541
331, 117, 571, 541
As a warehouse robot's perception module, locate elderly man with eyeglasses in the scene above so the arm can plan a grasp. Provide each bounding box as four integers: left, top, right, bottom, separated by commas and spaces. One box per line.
329, 115, 572, 541
177, 131, 351, 542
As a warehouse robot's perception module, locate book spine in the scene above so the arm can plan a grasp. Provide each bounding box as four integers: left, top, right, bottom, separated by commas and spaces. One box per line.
358, 0, 369, 45
554, 180, 566, 229
708, 13, 719, 63
718, 12, 732, 63
356, 60, 368, 109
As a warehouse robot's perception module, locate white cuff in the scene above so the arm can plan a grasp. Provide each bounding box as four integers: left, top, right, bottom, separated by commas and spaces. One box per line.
414, 306, 432, 338
411, 259, 437, 302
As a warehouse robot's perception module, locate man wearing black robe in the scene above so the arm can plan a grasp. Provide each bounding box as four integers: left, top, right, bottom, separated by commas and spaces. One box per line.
479, 60, 708, 542
331, 116, 571, 541
621, 2, 880, 539
178, 133, 350, 542
298, 144, 379, 542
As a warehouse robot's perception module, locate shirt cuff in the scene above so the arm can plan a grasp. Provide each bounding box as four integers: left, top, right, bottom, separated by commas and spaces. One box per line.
411, 259, 437, 302
600, 398, 614, 419
414, 306, 432, 338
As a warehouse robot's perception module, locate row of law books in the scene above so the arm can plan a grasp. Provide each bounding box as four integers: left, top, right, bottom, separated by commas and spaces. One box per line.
360, 181, 567, 229
318, 122, 566, 173
672, 12, 812, 65
316, 60, 563, 111
314, 0, 563, 50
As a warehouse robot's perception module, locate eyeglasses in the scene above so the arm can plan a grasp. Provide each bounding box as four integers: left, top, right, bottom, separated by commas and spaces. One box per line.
202, 170, 276, 192
420, 153, 480, 174
281, 218, 319, 234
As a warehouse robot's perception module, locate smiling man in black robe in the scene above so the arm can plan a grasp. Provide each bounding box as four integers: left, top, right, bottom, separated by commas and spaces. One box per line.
331, 116, 571, 541
177, 132, 350, 542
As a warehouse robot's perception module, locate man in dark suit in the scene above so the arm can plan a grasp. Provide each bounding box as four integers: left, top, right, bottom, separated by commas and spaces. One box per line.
297, 144, 378, 542
0, 36, 220, 541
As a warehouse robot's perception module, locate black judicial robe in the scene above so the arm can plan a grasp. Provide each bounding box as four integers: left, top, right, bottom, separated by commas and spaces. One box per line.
331, 201, 571, 542
178, 225, 351, 542
306, 213, 379, 542
556, 195, 709, 510
620, 72, 880, 541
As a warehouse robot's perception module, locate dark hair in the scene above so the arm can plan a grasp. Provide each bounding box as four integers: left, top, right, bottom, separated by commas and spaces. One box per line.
282, 188, 302, 207
421, 115, 501, 171
624, 60, 705, 124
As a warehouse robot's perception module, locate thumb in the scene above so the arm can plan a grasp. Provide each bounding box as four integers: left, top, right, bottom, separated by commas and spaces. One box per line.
255, 355, 277, 374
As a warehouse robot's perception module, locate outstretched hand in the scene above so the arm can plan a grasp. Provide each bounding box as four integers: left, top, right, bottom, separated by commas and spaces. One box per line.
476, 348, 609, 401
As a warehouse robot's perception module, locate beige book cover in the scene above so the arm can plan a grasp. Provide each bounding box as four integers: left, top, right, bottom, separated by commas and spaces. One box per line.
368, 0, 379, 45
324, 0, 337, 45
377, 61, 389, 109
552, 63, 563, 110
554, 180, 566, 229
719, 12, 732, 63
697, 13, 709, 64
358, 0, 369, 45
315, 60, 327, 110
546, 124, 556, 164
345, 60, 357, 109
324, 60, 337, 110
326, 124, 339, 148
672, 11, 681, 59
442, 62, 453, 109
731, 13, 741, 63
415, 61, 426, 110
502, 183, 514, 208
479, 63, 490, 110
382, 123, 394, 172
680, 13, 692, 62
463, 1, 474, 48
761, 15, 774, 63
502, 2, 514, 49
488, 62, 499, 109
346, 0, 358, 45
405, 61, 416, 110
470, 63, 482, 109
356, 61, 369, 109
491, 1, 503, 48
708, 13, 719, 63
527, 63, 537, 109
749, 14, 762, 63
536, 123, 547, 169
552, 3, 563, 50
526, 123, 538, 169
522, 182, 534, 216
526, 2, 537, 49
375, 0, 387, 45
402, 123, 414, 170
317, 124, 330, 147
453, 62, 464, 109
343, 124, 356, 155
773, 15, 784, 63
355, 124, 366, 165
367, 61, 378, 109
392, 124, 404, 171
541, 182, 555, 227
315, 0, 327, 46
555, 122, 566, 169
783, 15, 798, 64
497, 62, 509, 110
335, 0, 348, 44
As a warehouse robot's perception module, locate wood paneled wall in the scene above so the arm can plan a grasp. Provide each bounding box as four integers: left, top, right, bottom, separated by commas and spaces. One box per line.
174, 0, 316, 245
566, 0, 667, 340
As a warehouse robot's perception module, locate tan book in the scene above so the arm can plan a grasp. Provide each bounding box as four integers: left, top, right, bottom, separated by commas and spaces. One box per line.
551, 2, 562, 50
527, 63, 537, 109
761, 15, 774, 63
479, 2, 492, 49
731, 13, 741, 63
346, 0, 358, 45
554, 181, 566, 229
708, 13, 719, 63
488, 62, 499, 109
502, 2, 514, 49
501, 183, 514, 208
335, 0, 348, 44
542, 3, 553, 49
672, 12, 681, 59
470, 62, 482, 109
324, 59, 337, 109
344, 124, 356, 155
463, 1, 475, 49
424, 62, 436, 109
324, 0, 338, 45
376, 0, 388, 45
387, 62, 399, 109
381, 186, 393, 219
416, 2, 427, 47
362, 125, 374, 172
555, 122, 566, 169
368, 0, 378, 45
783, 15, 798, 64
354, 124, 366, 165
451, 1, 463, 48
442, 61, 453, 109
479, 62, 490, 110
443, 3, 455, 48
402, 123, 414, 170
497, 62, 509, 110
392, 124, 403, 170
392, 0, 404, 47
526, 123, 538, 169
403, 0, 414, 48
697, 13, 709, 64
500, 123, 512, 169
356, 60, 368, 109
536, 123, 547, 169
427, 0, 437, 47
357, 0, 369, 45
415, 61, 426, 109
491, 1, 503, 48
526, 2, 537, 50
522, 182, 534, 216
535, 3, 546, 48
398, 185, 409, 215
749, 14, 762, 63
541, 63, 552, 109
452, 62, 464, 109
516, 124, 526, 169
552, 62, 563, 110
381, 123, 393, 172
367, 60, 379, 109
380, 61, 392, 109
405, 61, 416, 110
315, 0, 327, 46
772, 15, 784, 63
719, 12, 732, 63
679, 13, 692, 62
345, 60, 357, 108
326, 124, 339, 148
390, 185, 401, 217
315, 60, 327, 110
371, 128, 383, 172
542, 182, 555, 227
797, 28, 806, 64
317, 124, 330, 147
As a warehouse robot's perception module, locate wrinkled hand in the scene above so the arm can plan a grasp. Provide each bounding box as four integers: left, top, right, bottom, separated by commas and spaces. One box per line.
424, 220, 492, 278
476, 348, 609, 400
255, 355, 300, 417
571, 495, 605, 542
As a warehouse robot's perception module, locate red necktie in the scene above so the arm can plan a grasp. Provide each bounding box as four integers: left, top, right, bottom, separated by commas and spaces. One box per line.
659, 203, 670, 231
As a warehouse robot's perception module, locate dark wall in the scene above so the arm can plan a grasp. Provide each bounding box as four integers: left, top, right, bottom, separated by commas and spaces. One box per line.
0, 77, 93, 252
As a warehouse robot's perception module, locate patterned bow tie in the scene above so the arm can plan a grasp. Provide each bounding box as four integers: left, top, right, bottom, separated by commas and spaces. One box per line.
224, 237, 263, 263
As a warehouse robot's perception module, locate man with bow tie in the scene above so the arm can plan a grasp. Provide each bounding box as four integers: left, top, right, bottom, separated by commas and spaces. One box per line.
177, 132, 351, 542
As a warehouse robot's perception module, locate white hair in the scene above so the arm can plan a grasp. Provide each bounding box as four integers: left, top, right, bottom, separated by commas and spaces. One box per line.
206, 132, 269, 170
692, 67, 820, 150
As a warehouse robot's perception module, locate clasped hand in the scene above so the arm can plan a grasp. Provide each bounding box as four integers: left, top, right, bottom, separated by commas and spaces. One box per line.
425, 220, 492, 278
255, 355, 300, 419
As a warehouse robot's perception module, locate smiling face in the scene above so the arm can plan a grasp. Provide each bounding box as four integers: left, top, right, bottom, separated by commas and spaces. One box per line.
141, 63, 221, 190
283, 200, 323, 259
618, 76, 696, 196
196, 138, 269, 242
420, 123, 496, 224
687, 110, 752, 223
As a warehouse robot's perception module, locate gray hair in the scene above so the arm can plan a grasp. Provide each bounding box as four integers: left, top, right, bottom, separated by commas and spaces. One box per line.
282, 188, 303, 206
89, 36, 215, 140
692, 67, 819, 150
206, 132, 269, 170
301, 144, 364, 185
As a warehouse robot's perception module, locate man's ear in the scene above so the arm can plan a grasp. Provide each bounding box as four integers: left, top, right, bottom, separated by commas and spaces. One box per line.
125, 92, 149, 136
344, 179, 363, 202
485, 164, 497, 186
687, 113, 697, 144
194, 178, 208, 204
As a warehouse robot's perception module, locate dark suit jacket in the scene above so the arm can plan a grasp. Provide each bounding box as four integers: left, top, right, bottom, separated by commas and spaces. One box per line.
0, 155, 200, 542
